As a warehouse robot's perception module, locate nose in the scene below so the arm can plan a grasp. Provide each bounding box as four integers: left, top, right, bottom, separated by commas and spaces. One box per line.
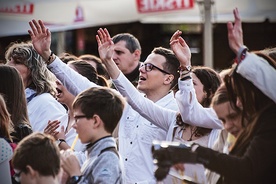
139, 64, 146, 73
224, 120, 233, 132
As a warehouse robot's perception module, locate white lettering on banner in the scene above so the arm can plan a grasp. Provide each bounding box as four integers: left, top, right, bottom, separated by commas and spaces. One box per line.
136, 0, 193, 13
0, 2, 34, 14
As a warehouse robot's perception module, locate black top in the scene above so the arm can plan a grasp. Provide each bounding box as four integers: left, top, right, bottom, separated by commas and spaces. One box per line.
196, 104, 276, 184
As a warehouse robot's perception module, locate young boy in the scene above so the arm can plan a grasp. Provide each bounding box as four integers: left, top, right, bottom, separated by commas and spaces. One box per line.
61, 87, 125, 184
12, 132, 61, 184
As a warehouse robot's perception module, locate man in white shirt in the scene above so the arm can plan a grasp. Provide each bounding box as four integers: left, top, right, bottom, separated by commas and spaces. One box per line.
28, 21, 180, 184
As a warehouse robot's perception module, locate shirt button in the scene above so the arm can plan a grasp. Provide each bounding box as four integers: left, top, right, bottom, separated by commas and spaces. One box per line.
125, 158, 128, 161
130, 142, 132, 144
136, 125, 139, 128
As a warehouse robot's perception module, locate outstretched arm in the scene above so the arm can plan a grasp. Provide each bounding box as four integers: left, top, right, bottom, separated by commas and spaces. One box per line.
170, 30, 222, 129
96, 28, 120, 79
28, 20, 97, 95
227, 8, 244, 55
28, 20, 52, 62
227, 8, 276, 103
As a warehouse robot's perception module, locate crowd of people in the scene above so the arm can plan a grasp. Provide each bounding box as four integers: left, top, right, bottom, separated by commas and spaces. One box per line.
0, 7, 275, 184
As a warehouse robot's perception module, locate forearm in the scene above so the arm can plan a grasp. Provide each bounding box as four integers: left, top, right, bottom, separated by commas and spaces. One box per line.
176, 79, 222, 129
101, 58, 120, 79
48, 56, 97, 96
237, 52, 276, 103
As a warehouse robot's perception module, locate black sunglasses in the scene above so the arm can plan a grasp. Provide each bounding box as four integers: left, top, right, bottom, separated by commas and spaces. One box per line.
140, 63, 170, 74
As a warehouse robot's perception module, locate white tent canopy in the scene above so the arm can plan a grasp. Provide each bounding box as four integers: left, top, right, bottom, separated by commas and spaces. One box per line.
0, 0, 276, 38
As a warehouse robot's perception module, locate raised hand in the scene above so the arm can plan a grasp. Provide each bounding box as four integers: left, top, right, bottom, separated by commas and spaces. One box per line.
44, 120, 60, 138
96, 28, 114, 62
170, 30, 191, 66
227, 8, 244, 54
28, 19, 52, 60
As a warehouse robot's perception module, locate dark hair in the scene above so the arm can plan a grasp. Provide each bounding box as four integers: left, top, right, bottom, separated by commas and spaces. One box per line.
112, 33, 141, 53
0, 65, 30, 130
78, 54, 110, 80
12, 132, 60, 177
0, 94, 13, 142
192, 66, 222, 107
176, 66, 221, 138
152, 47, 180, 89
73, 87, 125, 133
68, 60, 109, 87
224, 52, 276, 155
59, 52, 78, 64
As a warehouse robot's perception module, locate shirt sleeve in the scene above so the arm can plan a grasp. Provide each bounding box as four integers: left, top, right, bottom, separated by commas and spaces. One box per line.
175, 78, 223, 129
113, 72, 177, 132
237, 52, 276, 103
48, 57, 98, 96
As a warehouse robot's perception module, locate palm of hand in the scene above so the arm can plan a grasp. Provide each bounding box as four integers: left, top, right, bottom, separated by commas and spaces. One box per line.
171, 42, 191, 65
32, 33, 51, 54
98, 41, 114, 61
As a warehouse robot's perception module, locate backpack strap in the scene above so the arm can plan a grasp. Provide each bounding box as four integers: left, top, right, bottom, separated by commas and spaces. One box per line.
98, 146, 119, 158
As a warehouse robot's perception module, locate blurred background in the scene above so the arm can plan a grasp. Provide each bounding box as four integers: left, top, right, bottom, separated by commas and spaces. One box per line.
1, 0, 276, 70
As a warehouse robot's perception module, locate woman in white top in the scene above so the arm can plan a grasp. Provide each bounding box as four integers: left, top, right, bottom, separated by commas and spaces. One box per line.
5, 42, 67, 132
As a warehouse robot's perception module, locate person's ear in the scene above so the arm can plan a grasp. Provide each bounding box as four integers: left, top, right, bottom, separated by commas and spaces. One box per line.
26, 165, 37, 179
164, 74, 174, 85
92, 114, 102, 128
133, 49, 141, 60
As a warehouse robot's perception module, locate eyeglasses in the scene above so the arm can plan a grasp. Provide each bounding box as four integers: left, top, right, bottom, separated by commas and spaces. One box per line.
13, 170, 22, 183
140, 63, 170, 75
74, 115, 87, 122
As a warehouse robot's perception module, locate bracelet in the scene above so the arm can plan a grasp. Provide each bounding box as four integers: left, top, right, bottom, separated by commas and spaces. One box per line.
180, 75, 192, 81
236, 45, 248, 64
46, 51, 55, 65
56, 138, 66, 146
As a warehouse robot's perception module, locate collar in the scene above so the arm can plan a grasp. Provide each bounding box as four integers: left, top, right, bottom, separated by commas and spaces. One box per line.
125, 62, 141, 85
86, 135, 112, 150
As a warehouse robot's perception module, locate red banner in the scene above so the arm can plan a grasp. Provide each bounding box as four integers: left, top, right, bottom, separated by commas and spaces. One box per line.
136, 0, 194, 13
0, 3, 34, 14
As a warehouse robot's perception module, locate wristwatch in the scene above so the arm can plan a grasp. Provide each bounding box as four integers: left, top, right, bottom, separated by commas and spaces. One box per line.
56, 138, 66, 146
178, 65, 191, 75
68, 175, 82, 184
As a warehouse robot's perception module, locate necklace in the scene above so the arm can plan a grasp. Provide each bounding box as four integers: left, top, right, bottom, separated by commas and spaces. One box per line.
188, 126, 198, 141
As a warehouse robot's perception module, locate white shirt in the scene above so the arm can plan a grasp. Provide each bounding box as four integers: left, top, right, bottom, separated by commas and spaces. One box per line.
113, 74, 220, 144
237, 52, 276, 103
118, 86, 178, 184
26, 88, 67, 132
113, 73, 221, 184
48, 58, 177, 183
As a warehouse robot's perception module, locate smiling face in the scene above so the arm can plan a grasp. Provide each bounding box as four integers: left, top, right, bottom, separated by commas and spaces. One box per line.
137, 53, 171, 96
213, 101, 242, 137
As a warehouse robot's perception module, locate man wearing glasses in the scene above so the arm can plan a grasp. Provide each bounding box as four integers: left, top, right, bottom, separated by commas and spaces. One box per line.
96, 28, 180, 184
28, 20, 180, 183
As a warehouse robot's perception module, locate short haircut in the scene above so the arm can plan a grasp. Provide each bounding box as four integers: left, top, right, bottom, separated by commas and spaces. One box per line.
152, 47, 180, 89
12, 132, 60, 177
112, 33, 141, 53
72, 87, 125, 133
